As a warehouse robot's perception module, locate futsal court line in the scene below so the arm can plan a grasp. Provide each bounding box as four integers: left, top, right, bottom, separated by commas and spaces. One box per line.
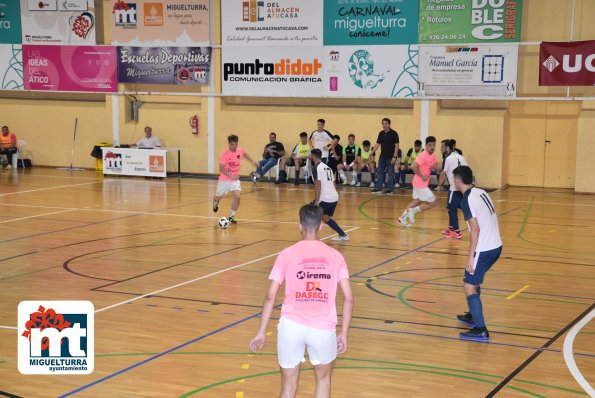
0, 209, 74, 225
0, 325, 17, 330
506, 285, 530, 300
0, 181, 101, 197
94, 227, 359, 314
0, 203, 357, 229
563, 307, 595, 397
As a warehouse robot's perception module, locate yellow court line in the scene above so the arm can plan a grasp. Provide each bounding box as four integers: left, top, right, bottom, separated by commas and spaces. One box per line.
506, 285, 530, 300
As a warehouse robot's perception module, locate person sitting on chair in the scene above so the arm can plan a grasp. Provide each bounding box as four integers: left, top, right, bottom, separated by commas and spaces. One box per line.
0, 126, 18, 170
134, 126, 161, 148
276, 132, 310, 185
250, 132, 285, 182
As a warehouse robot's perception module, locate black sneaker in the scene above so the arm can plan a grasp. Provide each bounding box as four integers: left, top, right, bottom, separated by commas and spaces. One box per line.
249, 172, 259, 183
294, 180, 300, 185
371, 189, 383, 194
212, 202, 219, 213
229, 216, 238, 224
459, 327, 489, 341
384, 190, 393, 195
457, 312, 475, 327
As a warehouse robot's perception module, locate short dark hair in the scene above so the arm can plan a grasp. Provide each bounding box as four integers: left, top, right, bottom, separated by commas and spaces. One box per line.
270, 132, 276, 137
426, 136, 436, 145
310, 148, 322, 160
348, 133, 355, 139
317, 118, 325, 124
333, 134, 340, 141
453, 165, 474, 185
445, 140, 454, 151
299, 204, 322, 232
382, 117, 391, 125
451, 139, 457, 146
228, 134, 238, 143
441, 139, 449, 144
362, 140, 371, 147
414, 140, 422, 146
299, 132, 308, 138
1, 125, 8, 130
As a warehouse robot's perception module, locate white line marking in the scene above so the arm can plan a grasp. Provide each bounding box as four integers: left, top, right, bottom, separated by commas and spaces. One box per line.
94, 227, 359, 313
0, 181, 101, 197
0, 209, 74, 225
0, 325, 18, 330
563, 308, 595, 397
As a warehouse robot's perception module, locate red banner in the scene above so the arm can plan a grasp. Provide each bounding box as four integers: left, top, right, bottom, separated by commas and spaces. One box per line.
539, 40, 595, 86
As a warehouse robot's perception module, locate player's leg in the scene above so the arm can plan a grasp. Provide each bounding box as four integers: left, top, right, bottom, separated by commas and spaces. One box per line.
373, 158, 387, 192
397, 197, 421, 226
459, 246, 502, 340
278, 317, 306, 398
348, 165, 357, 185
313, 362, 334, 398
320, 202, 348, 240
229, 186, 241, 223
212, 181, 229, 213
294, 158, 302, 183
275, 158, 289, 184
337, 163, 348, 185
445, 192, 463, 239
368, 162, 376, 187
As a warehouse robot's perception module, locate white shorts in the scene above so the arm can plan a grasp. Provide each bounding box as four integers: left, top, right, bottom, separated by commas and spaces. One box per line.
216, 180, 241, 197
413, 187, 436, 202
277, 316, 337, 369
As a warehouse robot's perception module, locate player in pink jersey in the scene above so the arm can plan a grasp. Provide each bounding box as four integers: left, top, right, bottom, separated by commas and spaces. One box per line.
397, 136, 441, 227
250, 204, 353, 398
212, 134, 257, 224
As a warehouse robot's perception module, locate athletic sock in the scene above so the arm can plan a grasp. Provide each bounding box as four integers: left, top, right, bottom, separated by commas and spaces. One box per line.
357, 173, 362, 182
371, 172, 376, 182
339, 170, 347, 181
476, 286, 481, 297
466, 294, 485, 328
352, 171, 357, 180
325, 218, 346, 237
230, 210, 236, 218
410, 206, 421, 215
294, 168, 300, 180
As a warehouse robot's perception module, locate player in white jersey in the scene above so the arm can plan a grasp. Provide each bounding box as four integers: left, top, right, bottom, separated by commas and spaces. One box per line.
437, 140, 468, 239
453, 166, 502, 341
311, 149, 349, 241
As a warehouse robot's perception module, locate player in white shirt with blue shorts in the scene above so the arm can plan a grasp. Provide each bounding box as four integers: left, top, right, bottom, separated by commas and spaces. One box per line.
453, 165, 502, 341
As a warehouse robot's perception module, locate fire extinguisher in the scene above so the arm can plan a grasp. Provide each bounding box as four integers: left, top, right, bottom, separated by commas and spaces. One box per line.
189, 115, 199, 134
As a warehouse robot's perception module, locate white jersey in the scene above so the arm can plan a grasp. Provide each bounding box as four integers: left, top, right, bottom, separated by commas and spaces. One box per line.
461, 187, 502, 252
444, 152, 468, 192
136, 135, 161, 148
310, 130, 334, 158
316, 162, 339, 203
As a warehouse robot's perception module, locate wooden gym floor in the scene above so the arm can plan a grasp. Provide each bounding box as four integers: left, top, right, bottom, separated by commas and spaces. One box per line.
0, 168, 593, 397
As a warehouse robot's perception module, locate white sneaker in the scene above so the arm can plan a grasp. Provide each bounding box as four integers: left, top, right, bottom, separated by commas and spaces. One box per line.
350, 179, 356, 186
397, 214, 411, 227
342, 180, 348, 185
332, 234, 349, 241
406, 211, 416, 224
394, 183, 400, 189
355, 182, 361, 187
369, 182, 375, 187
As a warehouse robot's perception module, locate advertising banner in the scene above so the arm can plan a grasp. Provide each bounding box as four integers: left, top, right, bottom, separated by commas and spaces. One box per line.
418, 44, 518, 96
117, 46, 211, 84
102, 147, 167, 177
324, 45, 418, 97
221, 0, 323, 46
110, 0, 210, 46
0, 1, 23, 44
0, 45, 23, 90
419, 0, 522, 44
323, 0, 419, 45
540, 40, 595, 86
23, 45, 117, 92
20, 0, 96, 45
222, 46, 325, 96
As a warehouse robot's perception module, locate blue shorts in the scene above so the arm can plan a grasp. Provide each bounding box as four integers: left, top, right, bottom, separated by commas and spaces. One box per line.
464, 246, 502, 285
319, 201, 337, 217
447, 191, 463, 210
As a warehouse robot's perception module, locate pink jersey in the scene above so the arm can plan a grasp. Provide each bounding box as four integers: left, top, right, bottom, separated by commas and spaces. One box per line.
269, 240, 350, 331
219, 147, 245, 181
412, 150, 437, 189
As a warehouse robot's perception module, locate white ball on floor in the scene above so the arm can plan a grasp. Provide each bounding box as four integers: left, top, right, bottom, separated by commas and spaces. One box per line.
218, 217, 230, 229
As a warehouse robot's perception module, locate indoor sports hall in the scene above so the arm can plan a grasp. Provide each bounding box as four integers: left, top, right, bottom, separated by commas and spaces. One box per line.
1, 1, 594, 397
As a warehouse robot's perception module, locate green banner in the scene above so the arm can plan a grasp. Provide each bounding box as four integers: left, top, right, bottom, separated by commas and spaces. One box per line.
419, 0, 522, 44
0, 1, 22, 44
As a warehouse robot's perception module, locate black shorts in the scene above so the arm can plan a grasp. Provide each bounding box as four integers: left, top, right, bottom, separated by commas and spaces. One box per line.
319, 201, 337, 217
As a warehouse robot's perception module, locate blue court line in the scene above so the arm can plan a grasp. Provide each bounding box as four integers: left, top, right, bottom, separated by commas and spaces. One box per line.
352, 206, 523, 278
353, 275, 595, 302
350, 326, 595, 358
58, 311, 264, 397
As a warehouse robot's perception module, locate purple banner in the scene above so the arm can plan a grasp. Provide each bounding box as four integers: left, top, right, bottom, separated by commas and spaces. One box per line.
23, 45, 117, 92
117, 46, 211, 85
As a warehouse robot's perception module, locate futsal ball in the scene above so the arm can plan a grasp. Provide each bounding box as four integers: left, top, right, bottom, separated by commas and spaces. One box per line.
218, 217, 230, 229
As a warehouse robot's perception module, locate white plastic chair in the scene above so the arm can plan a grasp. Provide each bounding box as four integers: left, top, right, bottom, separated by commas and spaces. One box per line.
13, 139, 26, 169
285, 158, 311, 183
